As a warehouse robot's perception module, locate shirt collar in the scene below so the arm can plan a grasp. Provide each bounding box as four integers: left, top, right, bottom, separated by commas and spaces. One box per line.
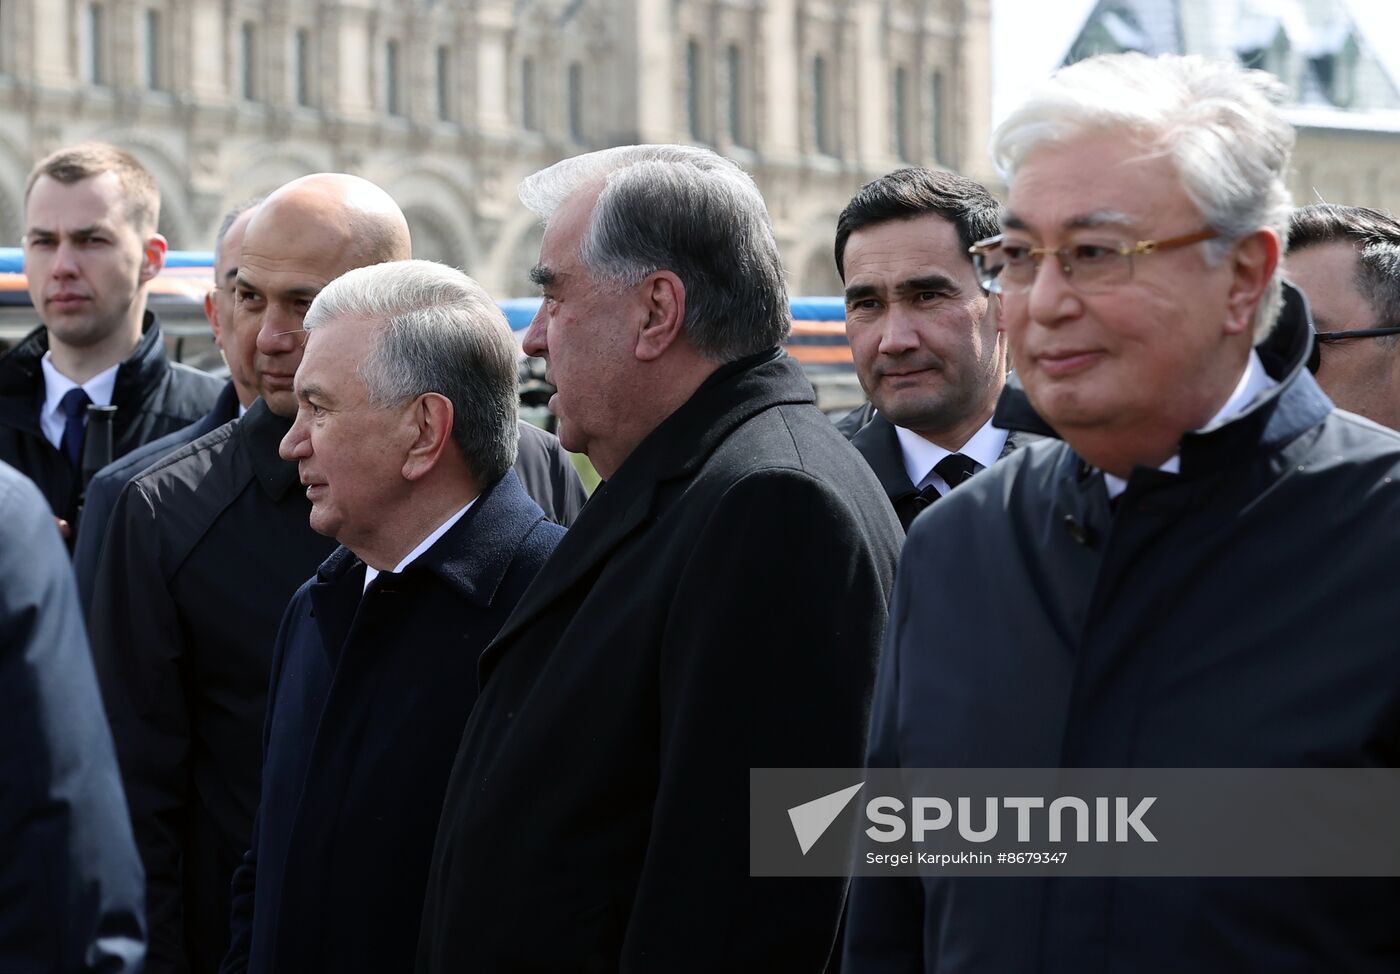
1103, 348, 1278, 498
364, 498, 476, 592
39, 353, 120, 448
893, 414, 1009, 492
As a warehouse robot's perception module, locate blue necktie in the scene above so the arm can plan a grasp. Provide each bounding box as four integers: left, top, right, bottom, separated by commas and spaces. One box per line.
59, 387, 91, 468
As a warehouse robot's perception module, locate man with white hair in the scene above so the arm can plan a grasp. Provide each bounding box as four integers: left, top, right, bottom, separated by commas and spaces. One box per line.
845, 53, 1400, 971
418, 145, 902, 970
221, 260, 563, 973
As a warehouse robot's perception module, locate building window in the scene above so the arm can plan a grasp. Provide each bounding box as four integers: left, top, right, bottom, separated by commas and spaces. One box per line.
293, 28, 312, 107
436, 45, 452, 121
686, 39, 705, 141
144, 9, 163, 90
726, 43, 746, 147
84, 3, 107, 85
930, 70, 945, 161
386, 40, 401, 116
240, 22, 257, 101
892, 65, 910, 160
568, 62, 585, 142
813, 55, 833, 155
521, 57, 538, 131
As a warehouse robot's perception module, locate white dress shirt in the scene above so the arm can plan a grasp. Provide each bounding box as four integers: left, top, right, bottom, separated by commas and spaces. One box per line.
39, 353, 119, 450
363, 499, 476, 592
894, 415, 1009, 497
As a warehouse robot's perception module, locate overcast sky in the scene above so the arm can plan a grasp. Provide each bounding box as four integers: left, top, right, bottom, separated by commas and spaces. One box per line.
992, 0, 1400, 125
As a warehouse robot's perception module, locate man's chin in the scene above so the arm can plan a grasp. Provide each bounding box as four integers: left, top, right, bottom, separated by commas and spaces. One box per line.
262, 389, 299, 419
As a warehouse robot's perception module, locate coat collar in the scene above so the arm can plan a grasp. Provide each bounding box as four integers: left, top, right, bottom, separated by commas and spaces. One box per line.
239, 397, 302, 501
487, 347, 808, 652
992, 281, 1331, 477
851, 412, 916, 502
0, 311, 169, 437
314, 468, 545, 609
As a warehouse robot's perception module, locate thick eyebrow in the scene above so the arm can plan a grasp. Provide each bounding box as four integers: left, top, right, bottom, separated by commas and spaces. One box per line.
26, 224, 108, 239
895, 273, 960, 295
297, 381, 329, 405
233, 272, 260, 293
220, 265, 239, 285
845, 282, 879, 302
529, 264, 557, 289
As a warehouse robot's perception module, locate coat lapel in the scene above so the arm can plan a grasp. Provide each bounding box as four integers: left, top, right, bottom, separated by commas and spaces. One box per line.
482, 349, 814, 669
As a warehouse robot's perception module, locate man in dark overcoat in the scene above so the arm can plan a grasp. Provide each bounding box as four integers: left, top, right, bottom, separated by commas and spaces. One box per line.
417, 144, 903, 972
0, 459, 145, 971
221, 260, 564, 972
844, 52, 1400, 972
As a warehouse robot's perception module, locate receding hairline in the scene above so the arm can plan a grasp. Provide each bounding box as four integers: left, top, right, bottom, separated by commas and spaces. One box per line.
245, 173, 412, 265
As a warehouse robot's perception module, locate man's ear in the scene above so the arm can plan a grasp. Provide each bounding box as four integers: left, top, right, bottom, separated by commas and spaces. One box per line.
205, 289, 223, 345
401, 392, 455, 482
1224, 228, 1280, 337
635, 270, 687, 363
139, 234, 169, 286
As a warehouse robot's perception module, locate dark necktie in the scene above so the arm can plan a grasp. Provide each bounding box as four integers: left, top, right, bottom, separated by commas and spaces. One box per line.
933, 452, 981, 488
59, 387, 92, 468
899, 453, 984, 530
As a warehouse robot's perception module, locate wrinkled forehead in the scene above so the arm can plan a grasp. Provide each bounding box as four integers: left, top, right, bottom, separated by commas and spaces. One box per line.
1003, 131, 1189, 237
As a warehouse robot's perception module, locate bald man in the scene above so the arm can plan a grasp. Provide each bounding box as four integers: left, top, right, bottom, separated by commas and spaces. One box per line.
87, 175, 579, 974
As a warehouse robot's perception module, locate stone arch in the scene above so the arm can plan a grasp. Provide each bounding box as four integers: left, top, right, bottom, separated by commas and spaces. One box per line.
99, 132, 195, 248
487, 210, 546, 299
789, 209, 844, 296
220, 147, 333, 207
378, 161, 480, 274
0, 132, 30, 242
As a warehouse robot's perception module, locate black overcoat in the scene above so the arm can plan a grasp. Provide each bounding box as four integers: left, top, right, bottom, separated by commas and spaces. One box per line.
222, 470, 564, 973
418, 349, 903, 972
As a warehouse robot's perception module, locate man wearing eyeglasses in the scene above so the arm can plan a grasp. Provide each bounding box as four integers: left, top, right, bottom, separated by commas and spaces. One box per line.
1286, 203, 1400, 431
846, 53, 1400, 972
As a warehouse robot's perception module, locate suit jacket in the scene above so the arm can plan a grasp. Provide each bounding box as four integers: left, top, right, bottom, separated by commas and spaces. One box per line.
0, 314, 222, 528
222, 470, 564, 973
73, 381, 242, 611
847, 411, 1037, 531
0, 461, 145, 972
418, 349, 903, 972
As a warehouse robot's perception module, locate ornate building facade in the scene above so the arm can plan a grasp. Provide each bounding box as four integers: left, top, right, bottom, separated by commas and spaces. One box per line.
0, 0, 993, 296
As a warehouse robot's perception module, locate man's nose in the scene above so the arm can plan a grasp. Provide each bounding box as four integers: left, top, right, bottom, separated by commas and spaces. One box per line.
256, 305, 303, 354
50, 240, 80, 278
522, 306, 548, 359
279, 412, 309, 462
878, 306, 921, 355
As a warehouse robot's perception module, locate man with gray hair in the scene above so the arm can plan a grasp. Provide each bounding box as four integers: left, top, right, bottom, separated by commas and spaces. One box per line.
846, 53, 1400, 970
220, 260, 563, 973
1287, 203, 1400, 431
418, 145, 902, 970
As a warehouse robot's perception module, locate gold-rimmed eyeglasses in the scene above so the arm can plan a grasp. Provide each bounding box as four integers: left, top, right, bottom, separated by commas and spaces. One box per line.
969, 228, 1219, 296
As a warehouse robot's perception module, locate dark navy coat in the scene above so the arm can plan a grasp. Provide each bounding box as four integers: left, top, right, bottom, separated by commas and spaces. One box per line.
222, 469, 564, 974
844, 287, 1400, 972
0, 460, 145, 971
